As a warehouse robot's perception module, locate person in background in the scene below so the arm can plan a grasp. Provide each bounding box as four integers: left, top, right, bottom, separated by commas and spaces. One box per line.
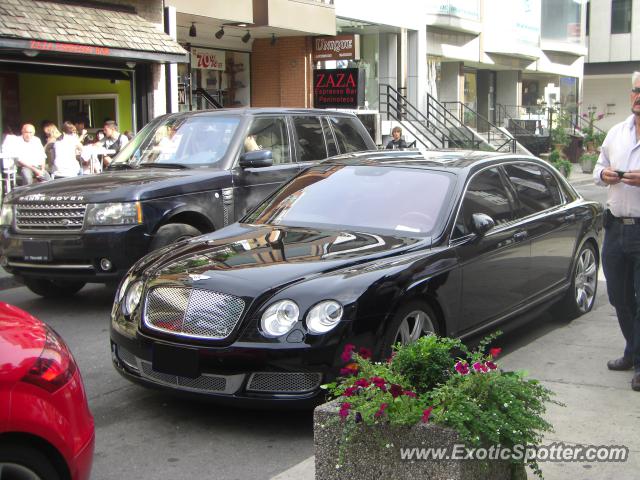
80, 131, 106, 175
74, 118, 89, 144
42, 121, 62, 174
386, 126, 408, 150
593, 71, 640, 392
11, 123, 50, 185
123, 130, 134, 141
102, 120, 128, 168
52, 121, 81, 179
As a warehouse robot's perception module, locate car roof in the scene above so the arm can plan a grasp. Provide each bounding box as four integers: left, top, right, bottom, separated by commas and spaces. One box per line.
319, 149, 545, 173
162, 108, 359, 121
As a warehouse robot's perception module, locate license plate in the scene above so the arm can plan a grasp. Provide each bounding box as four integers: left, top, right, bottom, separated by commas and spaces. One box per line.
23, 241, 50, 262
152, 343, 199, 378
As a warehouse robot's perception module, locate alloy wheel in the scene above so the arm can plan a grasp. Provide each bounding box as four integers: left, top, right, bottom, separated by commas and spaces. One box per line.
394, 309, 436, 345
574, 247, 597, 313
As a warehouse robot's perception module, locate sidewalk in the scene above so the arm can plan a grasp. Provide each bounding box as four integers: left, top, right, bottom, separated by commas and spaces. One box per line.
0, 268, 21, 291
272, 297, 640, 480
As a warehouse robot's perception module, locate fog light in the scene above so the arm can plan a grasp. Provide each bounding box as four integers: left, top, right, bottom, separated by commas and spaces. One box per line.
100, 258, 113, 271
0, 256, 7, 267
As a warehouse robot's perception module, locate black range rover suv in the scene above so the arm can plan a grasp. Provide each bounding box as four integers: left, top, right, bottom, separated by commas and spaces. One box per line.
0, 108, 376, 297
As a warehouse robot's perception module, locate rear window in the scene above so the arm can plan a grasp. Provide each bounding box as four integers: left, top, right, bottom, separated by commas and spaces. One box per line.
330, 117, 370, 153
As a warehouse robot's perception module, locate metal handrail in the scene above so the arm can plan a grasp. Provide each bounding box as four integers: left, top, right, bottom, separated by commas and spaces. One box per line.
379, 84, 480, 149
193, 88, 223, 109
442, 101, 516, 152
495, 103, 544, 138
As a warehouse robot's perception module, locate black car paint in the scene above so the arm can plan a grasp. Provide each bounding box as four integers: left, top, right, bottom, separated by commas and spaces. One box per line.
1, 109, 376, 283
110, 151, 603, 405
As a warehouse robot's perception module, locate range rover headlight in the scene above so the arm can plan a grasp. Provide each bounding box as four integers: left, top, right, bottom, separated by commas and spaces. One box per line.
123, 281, 144, 316
0, 203, 13, 226
261, 300, 299, 337
306, 300, 343, 334
85, 202, 142, 226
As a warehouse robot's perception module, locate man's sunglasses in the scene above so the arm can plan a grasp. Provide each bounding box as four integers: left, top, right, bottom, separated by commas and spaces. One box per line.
633, 87, 640, 94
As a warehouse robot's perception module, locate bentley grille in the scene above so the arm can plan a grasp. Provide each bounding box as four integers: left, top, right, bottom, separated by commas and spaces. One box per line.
143, 286, 245, 340
15, 202, 86, 232
246, 372, 322, 394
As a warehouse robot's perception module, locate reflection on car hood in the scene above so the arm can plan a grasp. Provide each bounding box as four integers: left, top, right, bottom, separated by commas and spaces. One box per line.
6, 169, 228, 203
145, 224, 428, 298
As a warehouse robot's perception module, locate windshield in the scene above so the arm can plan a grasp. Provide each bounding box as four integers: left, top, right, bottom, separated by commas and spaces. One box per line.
245, 165, 454, 237
111, 115, 240, 169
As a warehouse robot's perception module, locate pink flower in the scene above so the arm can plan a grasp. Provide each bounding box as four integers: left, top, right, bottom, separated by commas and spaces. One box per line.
339, 363, 359, 376
354, 378, 370, 388
343, 386, 358, 397
341, 344, 356, 362
374, 402, 389, 418
421, 406, 433, 423
454, 361, 469, 375
358, 347, 373, 360
489, 347, 502, 359
597, 113, 605, 120
485, 361, 497, 370
339, 402, 351, 419
472, 361, 483, 372
403, 390, 417, 398
371, 376, 386, 388
479, 363, 489, 373
389, 384, 403, 398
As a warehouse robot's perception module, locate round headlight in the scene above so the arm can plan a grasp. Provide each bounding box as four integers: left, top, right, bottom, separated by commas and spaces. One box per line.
117, 275, 131, 303
123, 281, 144, 316
306, 300, 343, 334
261, 300, 299, 337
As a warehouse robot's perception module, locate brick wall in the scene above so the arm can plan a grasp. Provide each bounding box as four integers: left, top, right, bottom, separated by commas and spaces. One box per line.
251, 36, 313, 107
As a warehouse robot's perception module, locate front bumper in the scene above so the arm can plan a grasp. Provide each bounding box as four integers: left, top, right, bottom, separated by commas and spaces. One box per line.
110, 327, 344, 407
0, 225, 150, 283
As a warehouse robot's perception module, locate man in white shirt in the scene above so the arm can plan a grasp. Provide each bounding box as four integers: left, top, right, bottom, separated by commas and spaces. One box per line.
11, 124, 50, 185
593, 71, 640, 391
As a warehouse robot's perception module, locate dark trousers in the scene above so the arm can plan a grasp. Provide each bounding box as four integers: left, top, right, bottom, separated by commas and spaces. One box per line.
602, 220, 640, 370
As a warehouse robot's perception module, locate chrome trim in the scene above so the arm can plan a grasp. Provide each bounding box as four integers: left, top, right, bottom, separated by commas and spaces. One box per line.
7, 261, 94, 270
246, 372, 322, 394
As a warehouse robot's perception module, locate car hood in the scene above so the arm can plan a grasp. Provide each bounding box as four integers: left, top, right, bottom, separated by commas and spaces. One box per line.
6, 168, 229, 203
0, 303, 46, 382
143, 224, 428, 298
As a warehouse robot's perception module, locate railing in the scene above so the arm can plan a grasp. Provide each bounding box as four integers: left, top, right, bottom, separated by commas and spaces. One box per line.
379, 84, 480, 149
495, 103, 551, 156
192, 88, 223, 109
442, 101, 516, 152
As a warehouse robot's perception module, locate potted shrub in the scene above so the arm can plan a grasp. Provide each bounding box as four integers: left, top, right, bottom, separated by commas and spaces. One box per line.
580, 152, 598, 174
315, 334, 558, 480
580, 111, 605, 152
547, 149, 572, 178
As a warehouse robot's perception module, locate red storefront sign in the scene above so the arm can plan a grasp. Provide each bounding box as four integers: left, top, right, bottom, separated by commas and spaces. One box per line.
30, 40, 110, 56
313, 68, 364, 109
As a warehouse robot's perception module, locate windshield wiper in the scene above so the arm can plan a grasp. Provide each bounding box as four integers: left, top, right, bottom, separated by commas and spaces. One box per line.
138, 163, 188, 169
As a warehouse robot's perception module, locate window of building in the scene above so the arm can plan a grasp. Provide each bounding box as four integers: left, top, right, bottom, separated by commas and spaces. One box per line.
57, 94, 118, 130
541, 0, 583, 43
611, 0, 632, 34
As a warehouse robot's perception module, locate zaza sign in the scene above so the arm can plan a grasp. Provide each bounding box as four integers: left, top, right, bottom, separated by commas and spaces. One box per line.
191, 48, 225, 71
312, 35, 359, 61
313, 68, 364, 109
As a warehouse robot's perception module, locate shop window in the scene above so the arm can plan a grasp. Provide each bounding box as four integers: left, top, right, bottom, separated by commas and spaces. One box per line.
611, 0, 632, 34
244, 117, 291, 165
57, 94, 118, 129
292, 116, 328, 162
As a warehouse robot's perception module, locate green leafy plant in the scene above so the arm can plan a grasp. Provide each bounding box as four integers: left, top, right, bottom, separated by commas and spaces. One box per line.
323, 333, 558, 478
580, 111, 605, 144
547, 150, 571, 178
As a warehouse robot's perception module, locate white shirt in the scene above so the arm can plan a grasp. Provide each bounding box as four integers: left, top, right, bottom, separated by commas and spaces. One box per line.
5, 136, 46, 169
53, 134, 81, 178
593, 114, 640, 217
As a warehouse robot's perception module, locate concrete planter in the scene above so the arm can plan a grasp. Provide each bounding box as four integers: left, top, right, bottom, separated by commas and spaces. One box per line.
314, 400, 526, 480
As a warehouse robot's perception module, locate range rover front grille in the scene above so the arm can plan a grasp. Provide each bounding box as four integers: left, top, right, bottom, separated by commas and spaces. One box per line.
143, 286, 245, 340
15, 203, 86, 232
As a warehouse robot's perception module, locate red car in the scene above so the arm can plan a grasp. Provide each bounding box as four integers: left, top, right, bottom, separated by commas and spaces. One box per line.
0, 302, 94, 480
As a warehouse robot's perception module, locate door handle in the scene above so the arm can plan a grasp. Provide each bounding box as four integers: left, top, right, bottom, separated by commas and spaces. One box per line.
564, 213, 576, 222
513, 231, 528, 242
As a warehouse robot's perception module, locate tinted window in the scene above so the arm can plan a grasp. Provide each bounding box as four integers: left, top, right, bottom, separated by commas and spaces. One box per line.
244, 117, 291, 164
292, 116, 327, 162
611, 0, 632, 34
322, 117, 338, 157
504, 163, 560, 217
455, 168, 514, 237
330, 117, 370, 153
246, 165, 453, 237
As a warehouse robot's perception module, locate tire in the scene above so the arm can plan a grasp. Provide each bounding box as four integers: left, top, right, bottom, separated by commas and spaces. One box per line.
554, 242, 598, 321
0, 443, 61, 480
380, 301, 440, 356
23, 278, 86, 299
149, 223, 202, 251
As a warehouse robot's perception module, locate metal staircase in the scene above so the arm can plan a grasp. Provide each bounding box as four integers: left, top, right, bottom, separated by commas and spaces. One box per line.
379, 84, 480, 150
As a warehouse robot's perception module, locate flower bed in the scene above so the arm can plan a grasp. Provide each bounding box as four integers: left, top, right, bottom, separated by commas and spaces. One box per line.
314, 334, 557, 479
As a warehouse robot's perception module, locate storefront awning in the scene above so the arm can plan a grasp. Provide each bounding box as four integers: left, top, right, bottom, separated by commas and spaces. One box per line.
0, 0, 188, 64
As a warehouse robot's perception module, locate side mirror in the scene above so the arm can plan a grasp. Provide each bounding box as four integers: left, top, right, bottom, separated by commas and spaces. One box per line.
239, 150, 273, 168
470, 213, 495, 237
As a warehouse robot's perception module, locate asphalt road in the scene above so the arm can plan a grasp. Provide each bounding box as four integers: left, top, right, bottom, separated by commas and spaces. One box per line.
1, 181, 608, 480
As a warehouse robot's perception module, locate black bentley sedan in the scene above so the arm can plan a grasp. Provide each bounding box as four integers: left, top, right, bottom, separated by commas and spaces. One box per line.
110, 150, 602, 405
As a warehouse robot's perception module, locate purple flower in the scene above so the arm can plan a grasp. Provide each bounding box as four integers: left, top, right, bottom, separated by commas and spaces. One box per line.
455, 361, 469, 375
358, 347, 373, 360
486, 361, 498, 370
421, 406, 433, 423
374, 402, 389, 418
341, 344, 356, 363
389, 384, 403, 398
472, 361, 483, 372
343, 386, 358, 397
354, 378, 370, 388
339, 402, 351, 419
403, 390, 417, 398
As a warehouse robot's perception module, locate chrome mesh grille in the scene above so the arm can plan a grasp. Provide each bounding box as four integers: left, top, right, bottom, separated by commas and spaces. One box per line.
15, 203, 86, 231
139, 361, 228, 392
116, 346, 138, 371
246, 372, 322, 394
144, 286, 245, 340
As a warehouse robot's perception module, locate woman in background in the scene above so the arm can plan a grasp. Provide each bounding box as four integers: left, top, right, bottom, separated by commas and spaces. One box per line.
52, 121, 81, 179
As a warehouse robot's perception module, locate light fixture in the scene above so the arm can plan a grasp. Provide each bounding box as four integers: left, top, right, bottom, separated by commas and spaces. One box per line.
215, 26, 225, 39
270, 33, 277, 46
125, 61, 136, 69
23, 49, 39, 58
241, 30, 251, 43
189, 22, 197, 37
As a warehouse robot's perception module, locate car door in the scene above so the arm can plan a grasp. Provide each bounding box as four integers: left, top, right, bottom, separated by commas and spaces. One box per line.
502, 162, 579, 296
452, 166, 532, 333
231, 116, 301, 220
